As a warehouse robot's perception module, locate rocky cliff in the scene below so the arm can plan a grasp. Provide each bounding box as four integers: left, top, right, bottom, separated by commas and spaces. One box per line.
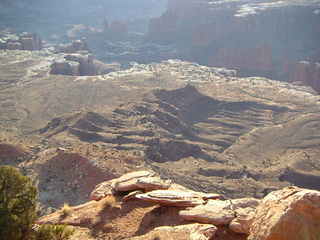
1, 48, 320, 216
37, 171, 320, 240
148, 0, 320, 92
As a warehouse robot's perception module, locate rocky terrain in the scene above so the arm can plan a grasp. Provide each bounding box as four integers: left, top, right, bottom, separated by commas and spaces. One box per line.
1, 47, 319, 213
36, 171, 320, 240
0, 1, 320, 239
148, 0, 320, 92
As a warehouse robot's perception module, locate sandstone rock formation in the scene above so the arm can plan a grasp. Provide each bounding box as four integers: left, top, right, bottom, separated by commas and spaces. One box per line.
249, 186, 320, 240
0, 31, 42, 51
136, 190, 206, 207
19, 32, 42, 50
50, 53, 120, 76
130, 223, 217, 240
179, 200, 236, 225
55, 39, 89, 54
37, 172, 320, 240
90, 171, 172, 201
50, 59, 80, 76
288, 61, 320, 93
115, 176, 171, 192
229, 207, 255, 235
179, 198, 259, 226
148, 0, 320, 92
1, 49, 320, 212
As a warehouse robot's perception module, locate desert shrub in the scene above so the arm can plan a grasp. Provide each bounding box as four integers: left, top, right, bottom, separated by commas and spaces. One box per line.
0, 165, 37, 240
35, 224, 74, 240
100, 195, 118, 210
60, 203, 73, 218
0, 166, 74, 240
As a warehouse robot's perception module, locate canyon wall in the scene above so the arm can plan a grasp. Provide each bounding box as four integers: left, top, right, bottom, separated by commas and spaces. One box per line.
148, 0, 320, 92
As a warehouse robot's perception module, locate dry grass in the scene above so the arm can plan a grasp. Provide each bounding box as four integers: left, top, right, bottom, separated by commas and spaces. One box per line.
61, 203, 73, 218
99, 195, 120, 210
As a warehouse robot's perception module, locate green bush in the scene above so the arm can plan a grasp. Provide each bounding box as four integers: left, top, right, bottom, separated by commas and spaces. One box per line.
0, 165, 37, 240
35, 224, 75, 240
0, 166, 74, 240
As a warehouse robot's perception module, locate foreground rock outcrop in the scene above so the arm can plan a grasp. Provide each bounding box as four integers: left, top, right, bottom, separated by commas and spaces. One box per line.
130, 223, 217, 240
37, 171, 320, 240
249, 187, 320, 240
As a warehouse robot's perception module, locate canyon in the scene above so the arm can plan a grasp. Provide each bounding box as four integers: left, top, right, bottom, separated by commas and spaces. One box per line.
148, 0, 320, 92
0, 1, 320, 239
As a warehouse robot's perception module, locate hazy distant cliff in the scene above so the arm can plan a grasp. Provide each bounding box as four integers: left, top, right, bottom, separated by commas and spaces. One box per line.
148, 0, 320, 92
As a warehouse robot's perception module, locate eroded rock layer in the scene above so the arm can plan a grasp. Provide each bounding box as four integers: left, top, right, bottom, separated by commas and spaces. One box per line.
37, 172, 320, 240
148, 0, 320, 92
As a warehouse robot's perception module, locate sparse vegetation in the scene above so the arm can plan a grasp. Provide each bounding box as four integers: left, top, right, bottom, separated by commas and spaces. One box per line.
0, 166, 74, 240
0, 165, 37, 240
35, 224, 74, 240
100, 195, 118, 210
60, 203, 73, 218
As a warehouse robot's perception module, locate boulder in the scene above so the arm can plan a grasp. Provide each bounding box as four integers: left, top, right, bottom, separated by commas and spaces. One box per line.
180, 198, 260, 226
122, 190, 144, 202
231, 198, 260, 209
130, 223, 217, 240
114, 170, 155, 184
135, 190, 206, 207
248, 187, 320, 240
90, 180, 114, 201
90, 171, 156, 201
114, 176, 171, 192
179, 200, 236, 225
229, 207, 255, 234
227, 197, 260, 234
229, 198, 260, 234
169, 184, 222, 201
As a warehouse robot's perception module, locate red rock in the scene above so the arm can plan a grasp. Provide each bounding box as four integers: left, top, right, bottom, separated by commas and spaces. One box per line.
130, 223, 217, 240
179, 200, 236, 225
135, 190, 206, 207
289, 61, 320, 93
114, 176, 171, 192
90, 171, 156, 201
248, 187, 320, 240
229, 207, 255, 234
148, 0, 320, 92
179, 198, 259, 226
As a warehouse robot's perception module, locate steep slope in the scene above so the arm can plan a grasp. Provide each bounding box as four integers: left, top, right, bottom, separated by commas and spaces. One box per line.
38, 83, 320, 199
1, 49, 319, 207
148, 0, 320, 92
